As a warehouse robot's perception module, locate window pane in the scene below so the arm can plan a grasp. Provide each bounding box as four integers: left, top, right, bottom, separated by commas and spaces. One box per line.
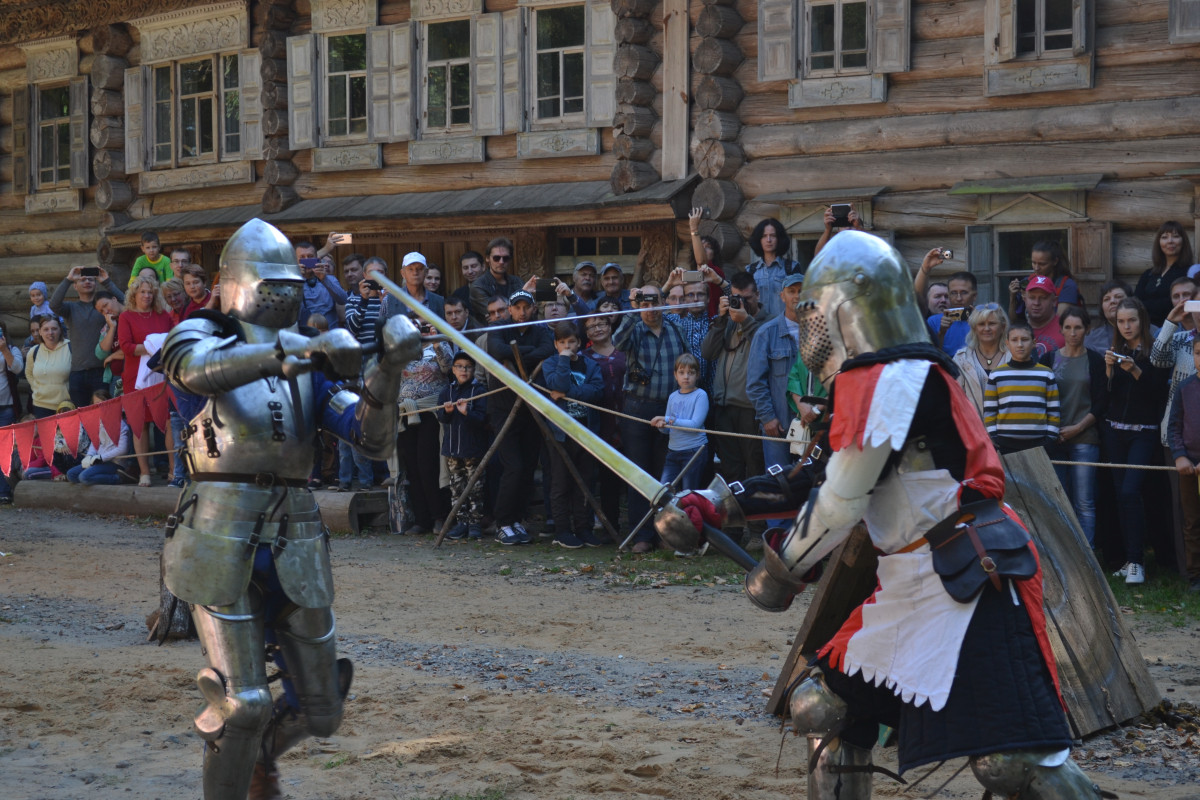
810, 4, 835, 59
1045, 0, 1073, 32
538, 5, 585, 50
180, 59, 213, 95
224, 86, 241, 153
427, 66, 447, 128
622, 237, 641, 255
842, 52, 867, 68
537, 52, 559, 101
577, 237, 597, 256
181, 98, 197, 157
450, 63, 471, 107
155, 66, 172, 102
329, 34, 367, 73
349, 75, 367, 134
558, 238, 575, 257
1016, 0, 1037, 53
563, 52, 584, 114
57, 122, 70, 168
223, 54, 239, 90
1043, 33, 1072, 50
39, 86, 69, 120
450, 106, 470, 125
328, 75, 347, 136
39, 126, 55, 171
428, 20, 470, 62
199, 97, 214, 155
598, 237, 619, 255
842, 3, 867, 51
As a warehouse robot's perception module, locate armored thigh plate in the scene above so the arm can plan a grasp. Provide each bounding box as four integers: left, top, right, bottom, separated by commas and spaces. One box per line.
164, 483, 332, 608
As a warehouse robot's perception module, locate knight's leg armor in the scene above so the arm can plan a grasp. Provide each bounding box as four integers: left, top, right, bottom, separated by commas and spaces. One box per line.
970, 750, 1105, 800
191, 596, 274, 800
259, 605, 352, 761
788, 670, 874, 800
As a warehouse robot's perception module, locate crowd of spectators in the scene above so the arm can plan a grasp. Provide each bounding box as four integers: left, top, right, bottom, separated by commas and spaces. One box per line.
2, 218, 1199, 595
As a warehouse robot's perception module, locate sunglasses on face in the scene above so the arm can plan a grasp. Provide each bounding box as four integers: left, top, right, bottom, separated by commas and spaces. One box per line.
491, 254, 512, 262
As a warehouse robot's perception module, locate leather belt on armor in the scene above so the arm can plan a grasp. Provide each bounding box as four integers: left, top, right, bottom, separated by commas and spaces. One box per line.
189, 473, 310, 489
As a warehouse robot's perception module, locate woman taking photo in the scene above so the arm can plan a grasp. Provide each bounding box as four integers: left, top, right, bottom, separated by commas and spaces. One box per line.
1042, 305, 1107, 547
1008, 241, 1081, 319
1135, 221, 1194, 326
117, 274, 173, 486
23, 315, 71, 419
952, 303, 1010, 418
1103, 297, 1170, 584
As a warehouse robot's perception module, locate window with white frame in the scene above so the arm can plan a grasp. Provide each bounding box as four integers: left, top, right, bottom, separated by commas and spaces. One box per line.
758, 0, 909, 108
149, 53, 244, 167
424, 20, 473, 131
1016, 0, 1074, 56
36, 84, 72, 188
806, 1, 868, 76
533, 5, 585, 121
325, 33, 368, 139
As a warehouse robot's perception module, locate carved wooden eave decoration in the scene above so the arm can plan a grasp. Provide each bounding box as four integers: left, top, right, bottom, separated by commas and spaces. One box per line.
950, 174, 1104, 224
131, 0, 248, 63
0, 0, 190, 46
311, 0, 378, 33
410, 0, 484, 21
18, 35, 78, 83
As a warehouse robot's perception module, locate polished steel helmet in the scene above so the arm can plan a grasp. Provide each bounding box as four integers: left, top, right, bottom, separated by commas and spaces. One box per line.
797, 230, 928, 388
219, 218, 303, 328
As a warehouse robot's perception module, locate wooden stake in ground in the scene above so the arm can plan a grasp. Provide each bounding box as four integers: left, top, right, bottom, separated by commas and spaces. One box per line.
766, 447, 1159, 739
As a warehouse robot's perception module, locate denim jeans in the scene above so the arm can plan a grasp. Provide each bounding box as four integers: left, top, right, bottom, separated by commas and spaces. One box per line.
661, 445, 706, 491
0, 406, 12, 498
67, 462, 122, 485
1100, 425, 1160, 565
69, 367, 106, 409
169, 411, 187, 482
1048, 441, 1099, 547
337, 439, 373, 488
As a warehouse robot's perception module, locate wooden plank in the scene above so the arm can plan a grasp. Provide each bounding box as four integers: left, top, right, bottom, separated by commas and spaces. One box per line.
660, 0, 689, 181
999, 447, 1160, 737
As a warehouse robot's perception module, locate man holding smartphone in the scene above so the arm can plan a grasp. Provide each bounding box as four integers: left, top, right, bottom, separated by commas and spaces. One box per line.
296, 241, 347, 328
50, 265, 125, 407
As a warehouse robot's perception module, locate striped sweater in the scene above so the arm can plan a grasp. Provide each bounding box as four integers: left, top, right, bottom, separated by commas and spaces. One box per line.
983, 360, 1061, 440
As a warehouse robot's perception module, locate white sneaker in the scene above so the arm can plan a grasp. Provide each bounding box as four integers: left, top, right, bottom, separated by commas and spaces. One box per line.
1113, 562, 1131, 578
1125, 563, 1145, 584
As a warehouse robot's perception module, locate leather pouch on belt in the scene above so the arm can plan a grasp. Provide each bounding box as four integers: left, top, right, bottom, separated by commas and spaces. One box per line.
925, 499, 1037, 603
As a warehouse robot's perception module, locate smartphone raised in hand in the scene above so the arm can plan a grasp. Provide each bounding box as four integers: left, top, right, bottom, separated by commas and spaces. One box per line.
831, 203, 852, 228
80, 266, 100, 277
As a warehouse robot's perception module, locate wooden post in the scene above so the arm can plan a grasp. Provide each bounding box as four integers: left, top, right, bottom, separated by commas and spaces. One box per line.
765, 448, 1160, 739
661, 0, 689, 181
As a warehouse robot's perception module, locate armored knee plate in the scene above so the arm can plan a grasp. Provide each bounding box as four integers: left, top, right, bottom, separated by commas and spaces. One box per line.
194, 667, 274, 743
261, 658, 353, 762
787, 670, 848, 736
807, 734, 874, 800
970, 750, 1104, 799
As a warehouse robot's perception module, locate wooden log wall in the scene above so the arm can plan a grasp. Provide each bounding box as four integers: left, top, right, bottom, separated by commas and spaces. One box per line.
258, 0, 299, 214
611, 0, 662, 194
719, 0, 1200, 291
687, 0, 744, 262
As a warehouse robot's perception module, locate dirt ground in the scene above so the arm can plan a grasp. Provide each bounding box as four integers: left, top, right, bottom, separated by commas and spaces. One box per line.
2, 507, 1199, 800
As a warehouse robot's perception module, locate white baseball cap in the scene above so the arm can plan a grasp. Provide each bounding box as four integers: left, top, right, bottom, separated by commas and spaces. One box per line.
402, 252, 427, 268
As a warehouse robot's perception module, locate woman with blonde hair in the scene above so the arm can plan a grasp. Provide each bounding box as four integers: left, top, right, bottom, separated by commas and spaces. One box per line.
117, 273, 173, 486
952, 302, 1010, 417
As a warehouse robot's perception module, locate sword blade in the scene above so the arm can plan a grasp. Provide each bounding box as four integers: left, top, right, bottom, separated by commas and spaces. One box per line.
378, 275, 670, 508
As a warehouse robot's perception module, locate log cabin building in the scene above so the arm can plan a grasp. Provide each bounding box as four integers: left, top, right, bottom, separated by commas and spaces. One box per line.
2, 0, 1200, 340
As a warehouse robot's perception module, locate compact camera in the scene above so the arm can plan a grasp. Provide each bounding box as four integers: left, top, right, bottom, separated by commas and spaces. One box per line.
939, 249, 953, 259
728, 295, 743, 310
944, 306, 973, 322
627, 362, 651, 386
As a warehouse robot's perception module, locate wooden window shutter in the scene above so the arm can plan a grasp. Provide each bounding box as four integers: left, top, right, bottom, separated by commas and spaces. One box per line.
1170, 0, 1200, 43
872, 0, 911, 73
758, 0, 797, 82
501, 8, 525, 134
473, 13, 504, 137
11, 87, 29, 195
124, 66, 149, 175
966, 224, 995, 304
585, 0, 616, 129
287, 34, 319, 150
1071, 0, 1087, 55
240, 50, 264, 159
1069, 221, 1111, 278
68, 77, 90, 188
983, 0, 1016, 65
367, 25, 394, 141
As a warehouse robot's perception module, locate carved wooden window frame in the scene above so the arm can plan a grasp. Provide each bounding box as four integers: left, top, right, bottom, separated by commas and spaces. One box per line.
34, 83, 73, 190
520, 0, 616, 135
803, 0, 871, 79
321, 32, 371, 144
982, 0, 1093, 97
149, 53, 245, 169
14, 36, 87, 203
420, 18, 475, 135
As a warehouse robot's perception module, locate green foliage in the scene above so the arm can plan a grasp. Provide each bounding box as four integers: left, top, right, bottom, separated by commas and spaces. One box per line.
1107, 572, 1200, 627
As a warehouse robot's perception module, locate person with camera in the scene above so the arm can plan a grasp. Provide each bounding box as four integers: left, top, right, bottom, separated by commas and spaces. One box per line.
346, 276, 383, 346
50, 265, 125, 407
614, 283, 689, 552
296, 242, 348, 328
662, 266, 724, 391
1007, 241, 1081, 321
925, 271, 978, 356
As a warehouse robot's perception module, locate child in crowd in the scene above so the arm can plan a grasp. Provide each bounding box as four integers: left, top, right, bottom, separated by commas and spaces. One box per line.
1167, 336, 1200, 594
653, 352, 709, 490
306, 313, 329, 333
28, 281, 53, 319
984, 322, 1061, 454
542, 321, 604, 548
436, 351, 490, 540
130, 231, 171, 287
346, 277, 382, 345
67, 390, 130, 485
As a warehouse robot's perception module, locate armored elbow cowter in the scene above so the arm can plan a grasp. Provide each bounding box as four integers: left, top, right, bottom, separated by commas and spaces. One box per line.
163, 318, 284, 396
346, 316, 423, 460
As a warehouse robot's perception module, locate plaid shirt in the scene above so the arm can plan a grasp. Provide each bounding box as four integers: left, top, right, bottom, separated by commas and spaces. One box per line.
664, 311, 713, 393
613, 315, 689, 403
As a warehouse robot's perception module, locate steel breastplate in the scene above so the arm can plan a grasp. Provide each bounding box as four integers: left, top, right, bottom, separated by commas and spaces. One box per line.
185, 373, 318, 480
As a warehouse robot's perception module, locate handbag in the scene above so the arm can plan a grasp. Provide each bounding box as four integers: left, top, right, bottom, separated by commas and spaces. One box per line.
925, 499, 1037, 603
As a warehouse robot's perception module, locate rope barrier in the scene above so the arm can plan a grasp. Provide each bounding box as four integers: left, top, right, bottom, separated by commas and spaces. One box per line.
1046, 459, 1179, 472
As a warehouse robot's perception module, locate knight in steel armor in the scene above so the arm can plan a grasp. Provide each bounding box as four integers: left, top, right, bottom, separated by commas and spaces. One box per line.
160, 218, 420, 800
664, 231, 1103, 799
